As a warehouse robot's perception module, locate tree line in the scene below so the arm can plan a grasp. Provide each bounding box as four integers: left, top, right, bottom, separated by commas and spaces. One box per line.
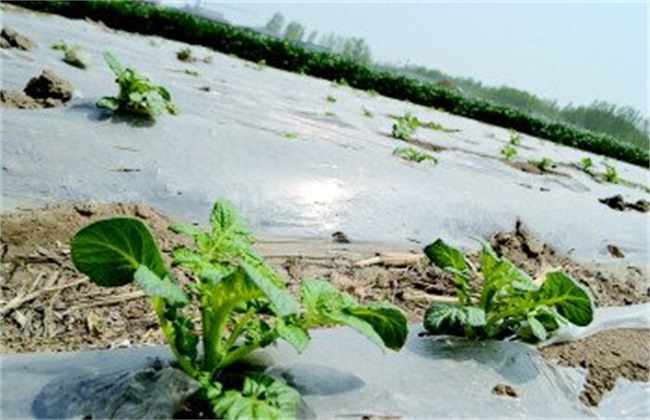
384, 64, 648, 149
264, 12, 372, 65
265, 12, 648, 150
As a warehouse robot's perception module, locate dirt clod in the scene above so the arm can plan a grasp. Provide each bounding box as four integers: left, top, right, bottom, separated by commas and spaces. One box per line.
606, 244, 625, 259
24, 69, 74, 103
1, 70, 74, 109
492, 383, 518, 398
1, 26, 35, 50
599, 195, 649, 213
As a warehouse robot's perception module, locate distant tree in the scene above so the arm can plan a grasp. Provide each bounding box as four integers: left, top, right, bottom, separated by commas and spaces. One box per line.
307, 30, 318, 44
265, 12, 285, 35
283, 21, 306, 42
319, 32, 343, 52
561, 102, 649, 149
340, 37, 372, 64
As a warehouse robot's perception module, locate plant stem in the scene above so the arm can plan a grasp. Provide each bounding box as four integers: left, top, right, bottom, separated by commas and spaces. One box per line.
151, 297, 198, 377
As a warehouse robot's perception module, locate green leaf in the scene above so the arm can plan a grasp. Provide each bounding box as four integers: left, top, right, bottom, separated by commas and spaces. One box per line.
479, 245, 536, 311
300, 279, 407, 351
463, 306, 487, 327
145, 94, 165, 117
539, 272, 593, 326
134, 265, 188, 306
344, 303, 408, 350
423, 303, 467, 336
325, 310, 388, 351
128, 91, 144, 103
103, 51, 124, 76
300, 279, 356, 326
424, 239, 470, 278
276, 317, 310, 353
211, 374, 299, 420
71, 217, 168, 287
210, 200, 252, 241
96, 97, 119, 111
528, 316, 547, 341
240, 262, 300, 317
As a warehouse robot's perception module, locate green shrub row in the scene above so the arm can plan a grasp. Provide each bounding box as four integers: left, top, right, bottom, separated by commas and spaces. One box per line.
16, 0, 648, 167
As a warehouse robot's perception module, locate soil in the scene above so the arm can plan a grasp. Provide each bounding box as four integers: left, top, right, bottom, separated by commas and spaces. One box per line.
1, 69, 74, 109
599, 194, 650, 213
1, 202, 648, 408
504, 160, 567, 177
1, 26, 35, 50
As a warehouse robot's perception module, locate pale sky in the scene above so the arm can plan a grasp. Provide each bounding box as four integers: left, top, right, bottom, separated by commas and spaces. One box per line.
170, 1, 648, 115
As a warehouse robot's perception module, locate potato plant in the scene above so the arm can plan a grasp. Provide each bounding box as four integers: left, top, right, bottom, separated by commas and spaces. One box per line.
393, 146, 438, 164
97, 52, 178, 118
391, 112, 420, 141
70, 201, 408, 419
422, 239, 593, 343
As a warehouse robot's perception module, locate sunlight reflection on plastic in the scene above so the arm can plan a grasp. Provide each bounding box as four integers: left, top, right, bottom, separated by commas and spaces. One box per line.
292, 178, 348, 232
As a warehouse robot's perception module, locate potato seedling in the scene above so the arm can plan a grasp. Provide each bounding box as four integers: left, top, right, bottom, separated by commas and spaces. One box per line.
326, 95, 337, 103
362, 107, 374, 117
500, 145, 518, 161
391, 112, 420, 141
97, 52, 178, 118
509, 131, 523, 146
281, 132, 299, 139
528, 157, 556, 173
578, 157, 594, 173
602, 163, 620, 184
393, 147, 438, 164
422, 239, 593, 343
70, 201, 407, 419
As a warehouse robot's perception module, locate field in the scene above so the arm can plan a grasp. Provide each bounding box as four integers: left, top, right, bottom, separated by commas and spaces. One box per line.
1, 3, 648, 418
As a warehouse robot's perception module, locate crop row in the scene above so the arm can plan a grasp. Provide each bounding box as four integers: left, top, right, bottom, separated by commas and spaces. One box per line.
15, 0, 649, 167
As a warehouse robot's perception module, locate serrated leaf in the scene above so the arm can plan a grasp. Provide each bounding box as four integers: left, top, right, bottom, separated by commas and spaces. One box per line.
539, 272, 593, 326
241, 262, 300, 317
424, 239, 470, 277
300, 278, 356, 325
463, 306, 487, 327
134, 265, 188, 306
423, 303, 467, 336
71, 217, 168, 287
211, 374, 299, 420
210, 200, 252, 240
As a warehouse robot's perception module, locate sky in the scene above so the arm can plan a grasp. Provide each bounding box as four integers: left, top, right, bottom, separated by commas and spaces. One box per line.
168, 1, 648, 115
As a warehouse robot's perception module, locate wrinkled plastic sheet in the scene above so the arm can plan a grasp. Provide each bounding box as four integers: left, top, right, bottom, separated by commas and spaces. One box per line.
1, 9, 648, 266
1, 305, 648, 419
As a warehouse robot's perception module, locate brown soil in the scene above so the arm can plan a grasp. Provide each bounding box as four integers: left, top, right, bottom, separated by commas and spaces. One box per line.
505, 160, 568, 177
541, 330, 650, 406
1, 26, 35, 50
599, 195, 649, 213
1, 69, 74, 109
1, 202, 648, 407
